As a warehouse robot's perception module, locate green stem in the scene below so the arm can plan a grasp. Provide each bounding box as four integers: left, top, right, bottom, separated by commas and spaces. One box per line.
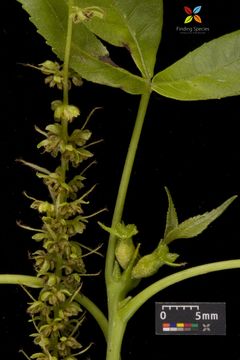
121, 259, 240, 322
63, 0, 73, 106
59, 0, 73, 202
76, 293, 108, 341
106, 316, 126, 360
0, 274, 43, 288
106, 284, 127, 360
105, 90, 151, 284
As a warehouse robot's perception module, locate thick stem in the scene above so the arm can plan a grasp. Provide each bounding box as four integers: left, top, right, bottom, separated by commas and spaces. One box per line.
106, 316, 126, 360
105, 90, 151, 285
106, 285, 127, 360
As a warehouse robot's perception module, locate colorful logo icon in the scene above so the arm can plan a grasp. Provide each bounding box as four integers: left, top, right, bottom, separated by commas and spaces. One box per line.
184, 6, 202, 24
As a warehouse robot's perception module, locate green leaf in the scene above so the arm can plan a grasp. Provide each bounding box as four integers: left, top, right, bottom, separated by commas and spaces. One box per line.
164, 195, 237, 244
164, 187, 178, 238
17, 0, 148, 94
152, 30, 240, 100
76, 0, 163, 78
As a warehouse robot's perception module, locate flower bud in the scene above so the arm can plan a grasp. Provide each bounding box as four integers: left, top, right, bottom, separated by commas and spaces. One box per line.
115, 237, 136, 269
131, 244, 169, 279
131, 251, 163, 279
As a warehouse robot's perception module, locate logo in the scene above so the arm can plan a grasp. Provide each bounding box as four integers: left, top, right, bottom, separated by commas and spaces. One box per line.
184, 6, 202, 24
176, 4, 209, 34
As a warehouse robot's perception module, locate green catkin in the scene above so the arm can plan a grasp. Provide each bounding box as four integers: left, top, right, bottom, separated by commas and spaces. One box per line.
21, 60, 98, 360
22, 8, 106, 357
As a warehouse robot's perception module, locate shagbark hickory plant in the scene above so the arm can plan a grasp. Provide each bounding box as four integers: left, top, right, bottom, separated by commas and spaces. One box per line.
1, 0, 240, 359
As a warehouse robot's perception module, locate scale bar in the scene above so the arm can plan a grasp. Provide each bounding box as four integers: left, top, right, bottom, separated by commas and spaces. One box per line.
162, 305, 200, 311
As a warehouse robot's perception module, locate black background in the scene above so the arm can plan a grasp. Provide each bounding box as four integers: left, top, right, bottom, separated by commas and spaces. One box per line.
1, 0, 240, 359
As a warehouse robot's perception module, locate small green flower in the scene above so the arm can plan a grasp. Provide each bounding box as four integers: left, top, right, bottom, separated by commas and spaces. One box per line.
37, 61, 83, 90
27, 301, 45, 315
69, 129, 92, 147
59, 336, 82, 349
62, 302, 82, 317
54, 103, 80, 123
39, 60, 60, 74
46, 273, 60, 287
31, 200, 55, 215
62, 145, 93, 167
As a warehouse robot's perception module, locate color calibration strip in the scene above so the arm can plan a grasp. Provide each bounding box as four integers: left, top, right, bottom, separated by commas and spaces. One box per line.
162, 323, 199, 332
